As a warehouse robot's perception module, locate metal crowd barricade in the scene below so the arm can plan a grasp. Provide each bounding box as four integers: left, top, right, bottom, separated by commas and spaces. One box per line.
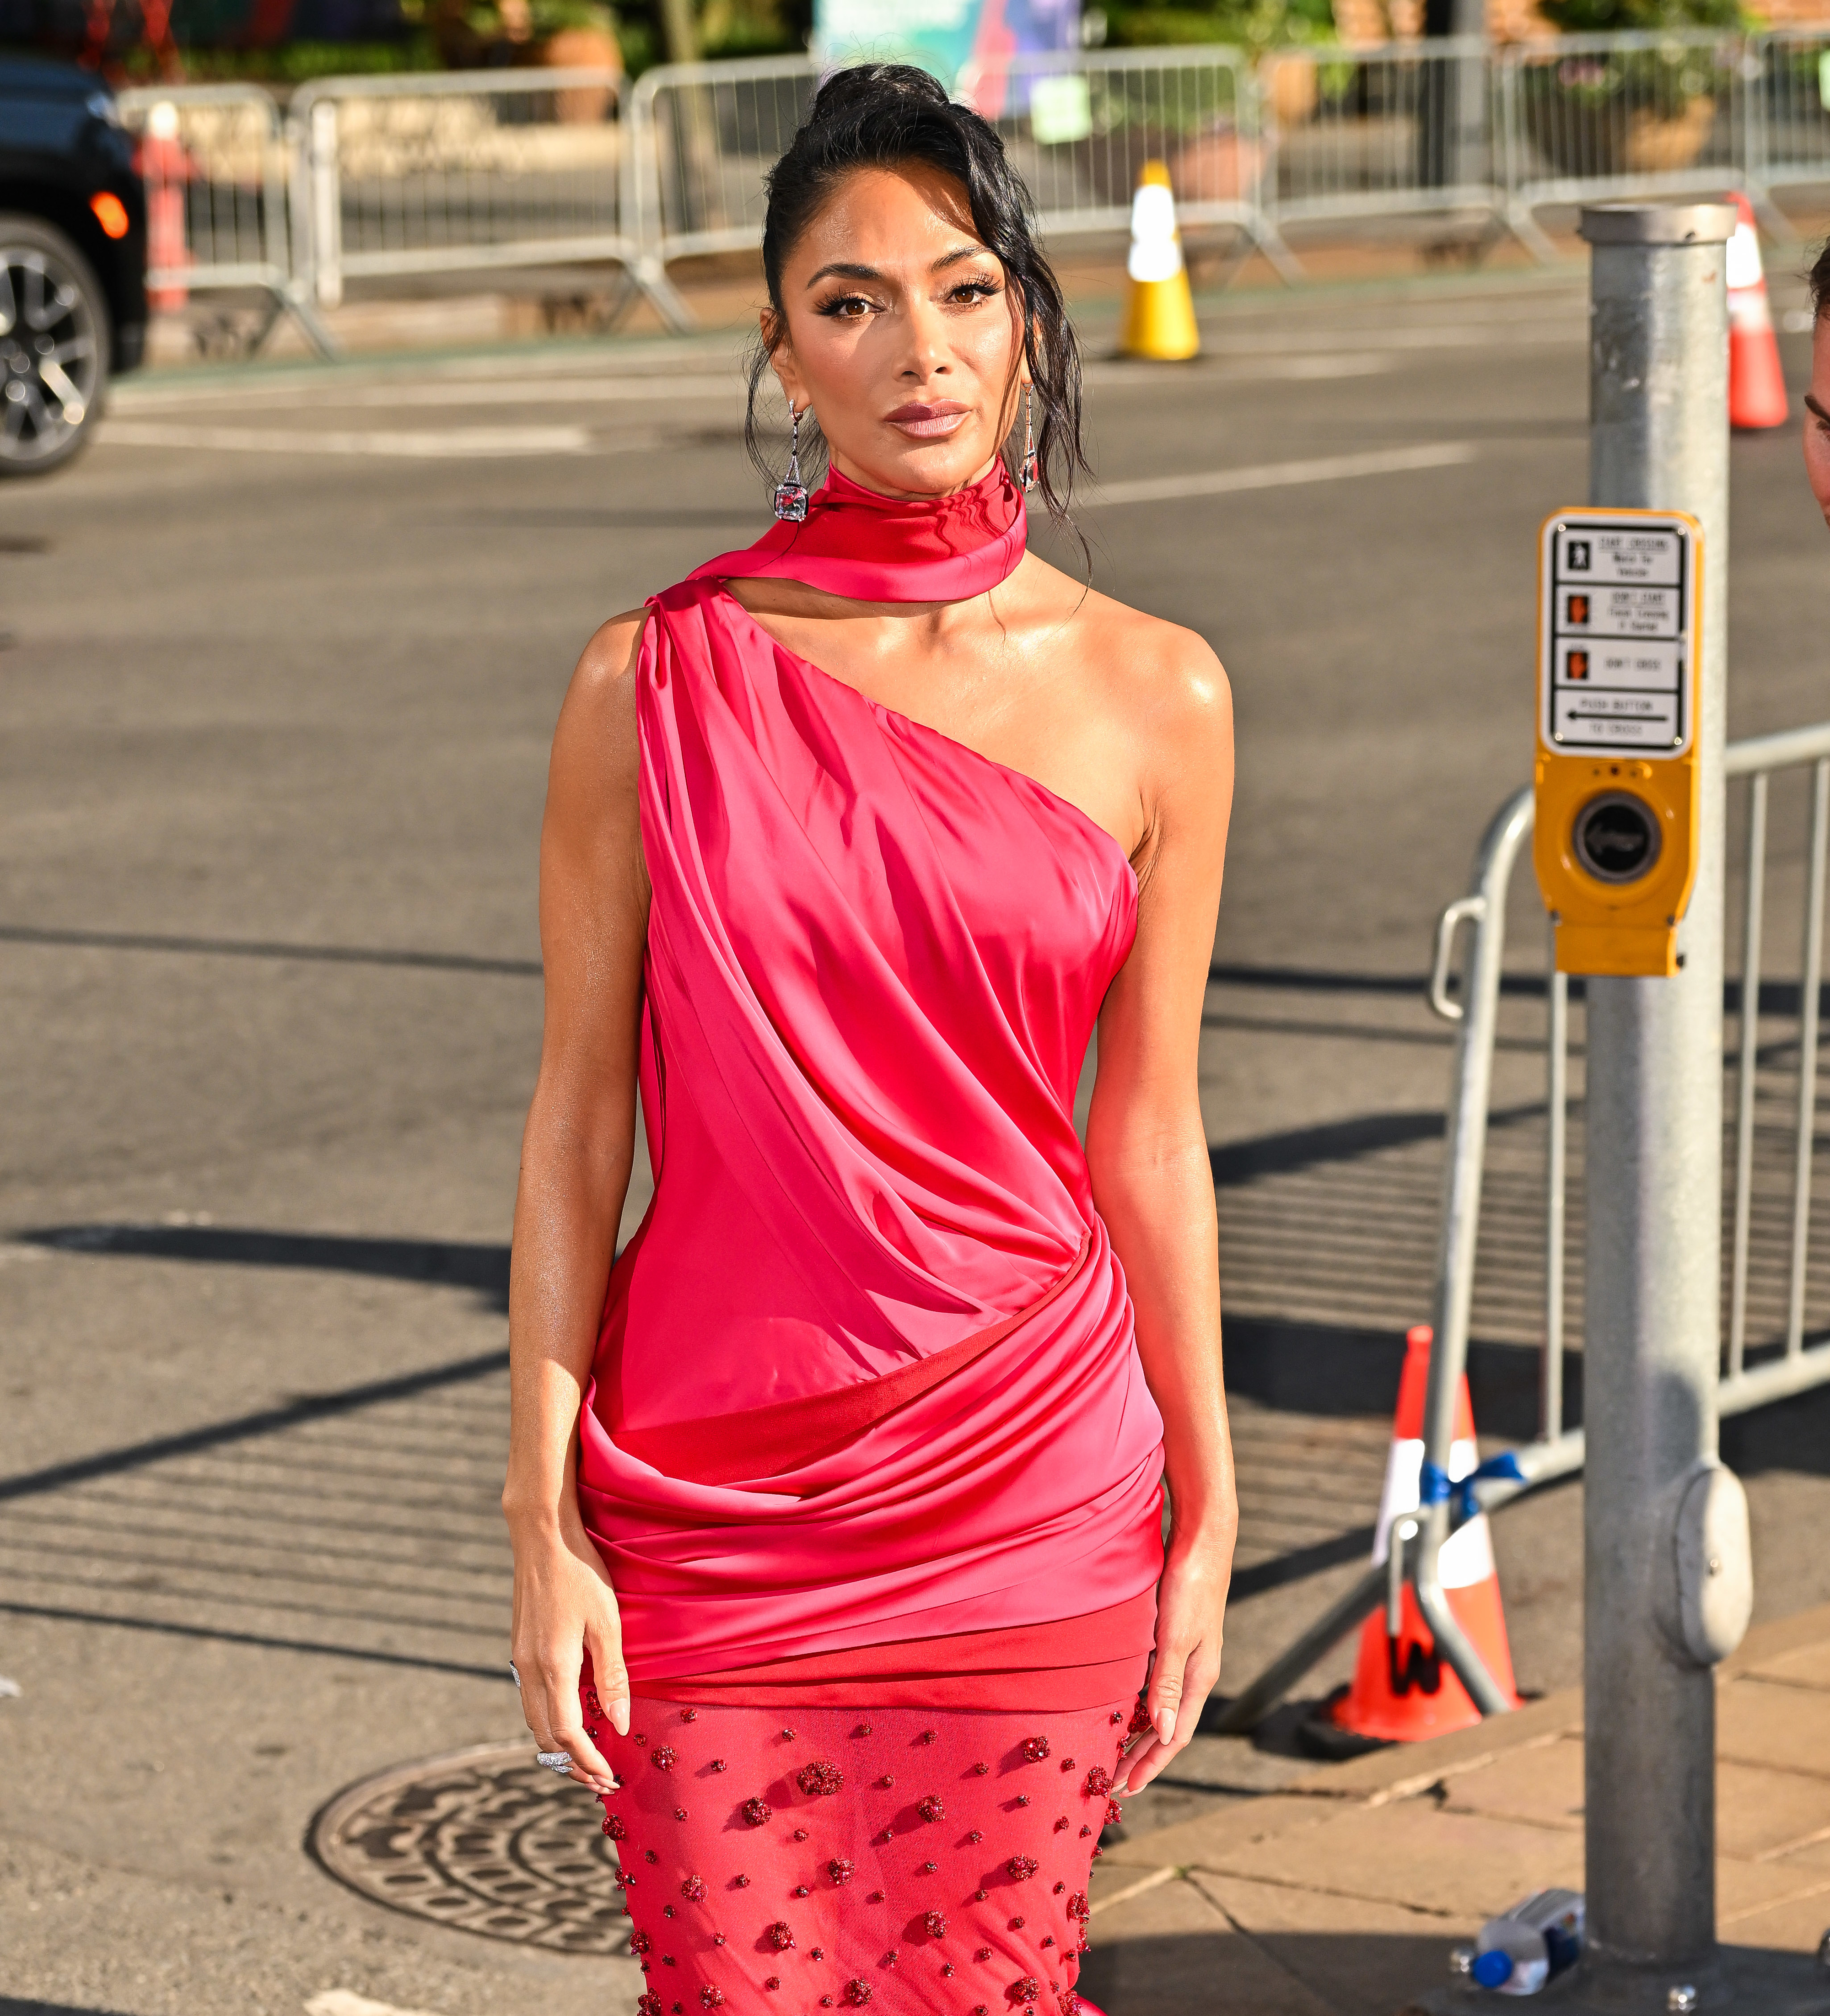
1495, 29, 1752, 261
955, 47, 1299, 281
288, 68, 678, 328
1747, 25, 1830, 217
1263, 36, 1509, 242
116, 82, 334, 356
630, 47, 1304, 321
1213, 720, 1830, 1734
625, 55, 820, 274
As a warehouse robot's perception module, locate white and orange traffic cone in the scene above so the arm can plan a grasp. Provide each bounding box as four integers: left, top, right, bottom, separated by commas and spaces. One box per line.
1728, 192, 1788, 431
137, 101, 192, 314
1118, 162, 1199, 363
1316, 1324, 1520, 1748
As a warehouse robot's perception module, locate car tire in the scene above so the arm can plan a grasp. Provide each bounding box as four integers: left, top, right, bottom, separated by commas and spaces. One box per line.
0, 212, 111, 480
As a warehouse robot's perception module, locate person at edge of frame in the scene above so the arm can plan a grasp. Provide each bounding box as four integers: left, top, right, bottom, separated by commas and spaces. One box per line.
1805, 236, 1830, 528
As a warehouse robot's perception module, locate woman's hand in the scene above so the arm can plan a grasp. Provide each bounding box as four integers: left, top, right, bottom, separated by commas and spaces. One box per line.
1115, 1528, 1233, 1796
508, 1499, 630, 1796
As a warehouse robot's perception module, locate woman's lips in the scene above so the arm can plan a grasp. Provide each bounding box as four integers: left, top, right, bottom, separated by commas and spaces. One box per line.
886, 404, 969, 438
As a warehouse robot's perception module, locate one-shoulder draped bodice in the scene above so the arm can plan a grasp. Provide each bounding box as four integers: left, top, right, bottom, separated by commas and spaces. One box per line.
576, 573, 1166, 1685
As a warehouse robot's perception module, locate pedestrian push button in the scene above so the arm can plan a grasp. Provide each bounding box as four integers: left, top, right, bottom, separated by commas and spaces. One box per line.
1533, 509, 1703, 977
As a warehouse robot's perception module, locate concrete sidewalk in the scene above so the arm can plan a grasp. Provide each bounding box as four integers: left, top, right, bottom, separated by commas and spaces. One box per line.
1082, 1603, 1830, 2016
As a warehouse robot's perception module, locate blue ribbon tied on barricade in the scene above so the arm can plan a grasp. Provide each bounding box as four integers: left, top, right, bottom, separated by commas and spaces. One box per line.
1417, 1451, 1527, 1524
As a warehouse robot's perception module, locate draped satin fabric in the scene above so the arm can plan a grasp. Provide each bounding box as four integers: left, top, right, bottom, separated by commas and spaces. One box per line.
574, 464, 1168, 1697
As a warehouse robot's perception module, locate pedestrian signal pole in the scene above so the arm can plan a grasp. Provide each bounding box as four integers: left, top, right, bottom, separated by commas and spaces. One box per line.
1544, 202, 1778, 2015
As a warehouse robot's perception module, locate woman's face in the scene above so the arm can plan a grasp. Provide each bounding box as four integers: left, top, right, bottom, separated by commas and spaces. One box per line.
1806, 313, 1830, 533
767, 162, 1025, 501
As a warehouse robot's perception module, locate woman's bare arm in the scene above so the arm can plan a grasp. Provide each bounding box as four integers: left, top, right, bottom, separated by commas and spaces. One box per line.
502, 610, 649, 1793
1084, 625, 1237, 1798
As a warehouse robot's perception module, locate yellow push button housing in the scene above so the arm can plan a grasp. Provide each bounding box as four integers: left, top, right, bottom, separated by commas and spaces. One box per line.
1534, 509, 1702, 978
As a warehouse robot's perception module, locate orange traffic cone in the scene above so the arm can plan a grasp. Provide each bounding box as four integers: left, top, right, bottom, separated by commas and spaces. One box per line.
1728, 193, 1788, 431
1319, 1324, 1520, 1746
136, 101, 192, 314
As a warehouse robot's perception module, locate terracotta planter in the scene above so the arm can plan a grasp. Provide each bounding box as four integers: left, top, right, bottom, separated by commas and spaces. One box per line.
535, 26, 622, 122
1624, 93, 1715, 172
1263, 54, 1320, 129
1522, 73, 1718, 180
1168, 128, 1265, 202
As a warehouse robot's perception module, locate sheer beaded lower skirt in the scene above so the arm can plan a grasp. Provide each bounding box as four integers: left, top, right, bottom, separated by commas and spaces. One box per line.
590, 1693, 1146, 2016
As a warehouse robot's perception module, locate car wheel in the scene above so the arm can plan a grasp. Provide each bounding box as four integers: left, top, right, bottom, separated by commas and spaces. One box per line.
0, 213, 111, 480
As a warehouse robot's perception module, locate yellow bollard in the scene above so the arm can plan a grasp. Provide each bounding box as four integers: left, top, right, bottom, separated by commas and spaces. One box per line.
1118, 161, 1200, 361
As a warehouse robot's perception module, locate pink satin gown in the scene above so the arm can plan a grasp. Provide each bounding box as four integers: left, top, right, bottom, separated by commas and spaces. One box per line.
573, 465, 1168, 2016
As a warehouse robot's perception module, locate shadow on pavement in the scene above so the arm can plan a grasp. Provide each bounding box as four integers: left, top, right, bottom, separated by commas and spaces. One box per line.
1079, 1921, 1464, 2016
16, 1223, 510, 1308
1, 2003, 141, 2016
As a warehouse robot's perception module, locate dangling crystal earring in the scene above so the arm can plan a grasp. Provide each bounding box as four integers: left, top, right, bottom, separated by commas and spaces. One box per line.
773, 404, 809, 523
1019, 385, 1038, 494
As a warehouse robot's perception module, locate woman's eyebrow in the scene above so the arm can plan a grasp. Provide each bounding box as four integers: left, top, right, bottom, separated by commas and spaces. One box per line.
1807, 392, 1830, 423
931, 245, 991, 271
804, 261, 883, 288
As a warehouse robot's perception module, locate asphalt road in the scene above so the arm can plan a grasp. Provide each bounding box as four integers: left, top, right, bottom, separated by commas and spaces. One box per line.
2, 265, 1828, 2015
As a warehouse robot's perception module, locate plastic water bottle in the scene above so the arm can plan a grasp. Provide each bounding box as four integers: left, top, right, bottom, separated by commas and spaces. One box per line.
1471, 1890, 1584, 1995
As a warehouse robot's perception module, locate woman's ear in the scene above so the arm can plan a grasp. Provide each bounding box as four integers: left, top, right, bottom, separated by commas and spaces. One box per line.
763, 314, 809, 415
1007, 279, 1033, 388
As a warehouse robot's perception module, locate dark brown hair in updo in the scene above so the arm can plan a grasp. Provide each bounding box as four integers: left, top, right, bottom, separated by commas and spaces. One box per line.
744, 62, 1091, 539
1811, 237, 1830, 323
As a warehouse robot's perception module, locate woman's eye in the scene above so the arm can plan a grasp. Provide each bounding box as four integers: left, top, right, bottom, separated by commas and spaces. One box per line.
947, 279, 1001, 305
815, 294, 874, 320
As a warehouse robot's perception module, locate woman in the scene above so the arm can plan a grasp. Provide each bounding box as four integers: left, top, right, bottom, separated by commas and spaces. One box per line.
503, 64, 1236, 2016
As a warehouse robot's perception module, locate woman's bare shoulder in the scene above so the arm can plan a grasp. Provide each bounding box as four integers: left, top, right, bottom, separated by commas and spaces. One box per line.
572, 608, 650, 696
1024, 556, 1231, 750
548, 611, 652, 808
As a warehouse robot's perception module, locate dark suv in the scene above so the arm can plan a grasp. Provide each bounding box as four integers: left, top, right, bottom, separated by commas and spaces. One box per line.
0, 55, 146, 476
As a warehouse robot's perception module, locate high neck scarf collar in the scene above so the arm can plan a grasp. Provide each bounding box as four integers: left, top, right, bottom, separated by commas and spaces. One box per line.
690, 459, 1026, 604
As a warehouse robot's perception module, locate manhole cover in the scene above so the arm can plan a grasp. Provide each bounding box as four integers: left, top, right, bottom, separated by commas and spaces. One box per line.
310, 1740, 630, 1955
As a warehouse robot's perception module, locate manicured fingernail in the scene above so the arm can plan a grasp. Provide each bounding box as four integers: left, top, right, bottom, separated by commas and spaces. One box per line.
1156, 1709, 1174, 1742
1112, 1778, 1130, 1796
612, 1701, 630, 1737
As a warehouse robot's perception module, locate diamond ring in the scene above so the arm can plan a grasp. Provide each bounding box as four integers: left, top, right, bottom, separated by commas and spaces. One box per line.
508, 1659, 521, 1687
535, 1749, 574, 1775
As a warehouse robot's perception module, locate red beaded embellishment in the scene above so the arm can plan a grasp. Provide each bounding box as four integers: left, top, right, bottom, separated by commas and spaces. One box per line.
741, 1798, 771, 1826
924, 1910, 947, 1937
1012, 1977, 1041, 2003
680, 1876, 705, 1902
603, 1815, 627, 1839
1008, 1855, 1039, 1880
638, 1995, 663, 2016
842, 1980, 872, 2005
797, 1760, 844, 1797
828, 1858, 855, 1885
651, 1746, 677, 1771
1021, 1737, 1050, 1762
1084, 1766, 1111, 1797
917, 1795, 945, 1822
766, 1922, 795, 1951
699, 1990, 723, 2009
681, 1708, 698, 1722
